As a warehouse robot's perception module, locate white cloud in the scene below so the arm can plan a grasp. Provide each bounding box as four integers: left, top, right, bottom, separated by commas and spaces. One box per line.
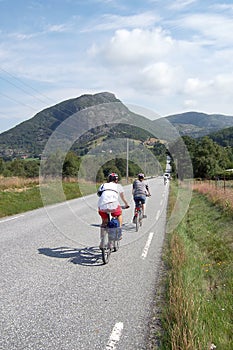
46, 24, 70, 33
211, 3, 233, 12
180, 13, 233, 46
184, 78, 213, 95
139, 62, 181, 94
82, 12, 159, 32
93, 27, 174, 65
168, 0, 198, 10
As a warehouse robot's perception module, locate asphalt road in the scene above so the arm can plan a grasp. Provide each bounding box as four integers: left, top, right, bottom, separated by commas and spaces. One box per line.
0, 176, 169, 350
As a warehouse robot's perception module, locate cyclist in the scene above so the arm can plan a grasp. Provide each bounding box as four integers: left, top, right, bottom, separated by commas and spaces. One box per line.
132, 173, 151, 221
97, 173, 130, 247
163, 172, 170, 185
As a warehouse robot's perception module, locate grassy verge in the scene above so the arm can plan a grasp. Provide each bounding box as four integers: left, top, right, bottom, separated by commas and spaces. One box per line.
0, 178, 97, 218
159, 181, 233, 350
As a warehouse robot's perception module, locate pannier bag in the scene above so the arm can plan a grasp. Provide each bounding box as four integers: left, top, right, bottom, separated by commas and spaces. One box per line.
107, 218, 122, 241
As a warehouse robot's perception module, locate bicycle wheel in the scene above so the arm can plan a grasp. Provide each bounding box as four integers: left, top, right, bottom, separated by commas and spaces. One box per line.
139, 209, 143, 227
113, 240, 119, 252
101, 246, 111, 264
101, 231, 111, 264
135, 212, 139, 232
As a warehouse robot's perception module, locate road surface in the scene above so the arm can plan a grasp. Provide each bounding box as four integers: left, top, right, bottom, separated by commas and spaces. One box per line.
0, 176, 169, 350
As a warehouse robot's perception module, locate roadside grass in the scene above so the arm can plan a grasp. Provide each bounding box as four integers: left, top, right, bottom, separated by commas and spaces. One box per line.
0, 177, 97, 218
159, 181, 233, 350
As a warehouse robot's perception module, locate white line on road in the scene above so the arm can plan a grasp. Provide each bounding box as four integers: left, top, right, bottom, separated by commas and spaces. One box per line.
0, 215, 24, 223
141, 232, 154, 260
106, 322, 124, 350
156, 210, 161, 221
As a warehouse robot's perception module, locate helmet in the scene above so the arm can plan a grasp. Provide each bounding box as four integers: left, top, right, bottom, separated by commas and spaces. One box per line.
108, 172, 119, 182
138, 173, 144, 180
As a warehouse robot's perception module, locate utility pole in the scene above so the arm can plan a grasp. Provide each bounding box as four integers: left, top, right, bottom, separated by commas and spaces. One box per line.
126, 138, 129, 183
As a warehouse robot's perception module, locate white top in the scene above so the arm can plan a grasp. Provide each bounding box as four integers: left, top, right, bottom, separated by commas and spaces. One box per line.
98, 182, 124, 211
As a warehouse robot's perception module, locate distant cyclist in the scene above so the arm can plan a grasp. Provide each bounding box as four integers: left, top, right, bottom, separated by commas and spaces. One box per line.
132, 173, 151, 220
163, 172, 170, 185
97, 173, 130, 247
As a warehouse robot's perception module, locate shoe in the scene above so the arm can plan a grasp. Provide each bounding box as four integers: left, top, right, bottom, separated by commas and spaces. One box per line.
143, 215, 147, 218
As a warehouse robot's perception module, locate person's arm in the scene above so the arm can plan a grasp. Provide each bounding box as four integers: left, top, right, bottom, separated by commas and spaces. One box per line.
120, 192, 130, 208
97, 183, 104, 197
145, 184, 151, 196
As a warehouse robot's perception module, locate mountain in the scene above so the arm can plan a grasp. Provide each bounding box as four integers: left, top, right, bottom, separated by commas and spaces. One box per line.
1, 93, 233, 159
165, 111, 233, 138
0, 92, 158, 159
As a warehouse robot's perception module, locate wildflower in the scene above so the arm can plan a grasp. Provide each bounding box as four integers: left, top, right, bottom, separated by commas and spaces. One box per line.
210, 343, 216, 349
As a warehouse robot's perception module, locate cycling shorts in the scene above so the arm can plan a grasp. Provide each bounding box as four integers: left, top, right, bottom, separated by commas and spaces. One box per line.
134, 195, 146, 207
98, 205, 122, 219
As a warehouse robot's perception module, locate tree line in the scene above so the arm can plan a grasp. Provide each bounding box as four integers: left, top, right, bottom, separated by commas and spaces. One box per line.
170, 136, 233, 179
0, 136, 232, 180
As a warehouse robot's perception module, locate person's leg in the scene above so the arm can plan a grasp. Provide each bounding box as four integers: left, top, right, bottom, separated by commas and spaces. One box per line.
117, 214, 123, 227
99, 210, 108, 248
139, 197, 146, 217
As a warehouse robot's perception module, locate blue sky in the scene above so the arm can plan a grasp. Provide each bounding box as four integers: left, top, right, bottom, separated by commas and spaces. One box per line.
1, 0, 233, 133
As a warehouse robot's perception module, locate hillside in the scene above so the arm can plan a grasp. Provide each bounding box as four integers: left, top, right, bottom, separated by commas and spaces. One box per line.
0, 92, 121, 158
166, 111, 233, 138
1, 93, 233, 159
0, 92, 160, 159
207, 126, 233, 147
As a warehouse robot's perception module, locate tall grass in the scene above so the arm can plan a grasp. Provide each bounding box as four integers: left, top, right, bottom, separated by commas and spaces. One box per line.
0, 176, 96, 217
159, 181, 233, 350
193, 180, 233, 214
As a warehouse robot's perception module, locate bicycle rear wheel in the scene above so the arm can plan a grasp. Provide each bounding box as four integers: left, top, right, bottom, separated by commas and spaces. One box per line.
101, 246, 111, 264
135, 212, 139, 232
113, 240, 119, 252
101, 231, 111, 264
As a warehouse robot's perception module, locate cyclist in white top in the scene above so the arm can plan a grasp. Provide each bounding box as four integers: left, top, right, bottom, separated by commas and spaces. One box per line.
97, 172, 129, 228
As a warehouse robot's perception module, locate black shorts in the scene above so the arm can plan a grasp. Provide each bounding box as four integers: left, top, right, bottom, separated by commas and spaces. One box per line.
134, 196, 146, 206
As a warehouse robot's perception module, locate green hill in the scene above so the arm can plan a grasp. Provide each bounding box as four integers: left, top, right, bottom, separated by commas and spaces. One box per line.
166, 111, 233, 137
0, 92, 157, 159
207, 126, 233, 147
1, 93, 233, 160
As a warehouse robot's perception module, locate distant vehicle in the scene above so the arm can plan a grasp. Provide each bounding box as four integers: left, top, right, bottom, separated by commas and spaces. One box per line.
163, 172, 171, 179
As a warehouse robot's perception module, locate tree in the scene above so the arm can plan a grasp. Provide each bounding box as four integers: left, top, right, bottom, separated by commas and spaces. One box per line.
62, 152, 80, 178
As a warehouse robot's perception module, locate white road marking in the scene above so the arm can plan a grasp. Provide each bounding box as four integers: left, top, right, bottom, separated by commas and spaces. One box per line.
160, 200, 163, 206
106, 322, 124, 350
0, 215, 24, 223
156, 210, 160, 221
141, 232, 154, 260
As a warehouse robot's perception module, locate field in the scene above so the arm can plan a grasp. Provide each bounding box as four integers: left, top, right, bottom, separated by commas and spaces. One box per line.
0, 176, 96, 217
158, 180, 233, 350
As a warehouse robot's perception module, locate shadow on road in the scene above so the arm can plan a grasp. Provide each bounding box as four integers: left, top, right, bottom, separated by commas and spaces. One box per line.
38, 246, 104, 266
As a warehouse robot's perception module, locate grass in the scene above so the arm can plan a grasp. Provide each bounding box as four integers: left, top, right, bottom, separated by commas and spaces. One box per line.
0, 176, 97, 217
158, 181, 233, 350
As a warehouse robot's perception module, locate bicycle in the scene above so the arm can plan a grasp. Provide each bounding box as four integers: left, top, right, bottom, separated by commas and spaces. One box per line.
133, 201, 143, 232
100, 213, 122, 264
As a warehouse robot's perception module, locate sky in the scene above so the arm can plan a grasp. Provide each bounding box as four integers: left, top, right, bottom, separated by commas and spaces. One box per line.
1, 0, 233, 133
